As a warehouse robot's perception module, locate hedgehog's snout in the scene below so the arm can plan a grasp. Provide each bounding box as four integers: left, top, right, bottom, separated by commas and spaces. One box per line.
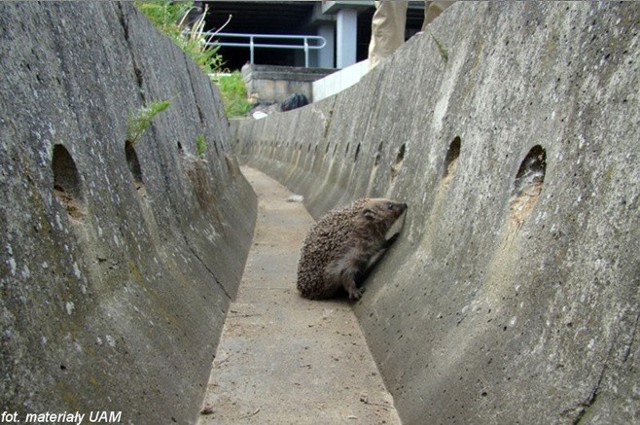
389, 202, 407, 215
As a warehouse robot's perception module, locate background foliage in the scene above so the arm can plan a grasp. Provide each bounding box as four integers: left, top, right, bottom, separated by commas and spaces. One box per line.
215, 71, 252, 117
135, 1, 250, 117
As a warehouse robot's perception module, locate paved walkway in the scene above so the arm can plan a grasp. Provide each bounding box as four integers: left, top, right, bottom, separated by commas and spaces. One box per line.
197, 167, 401, 425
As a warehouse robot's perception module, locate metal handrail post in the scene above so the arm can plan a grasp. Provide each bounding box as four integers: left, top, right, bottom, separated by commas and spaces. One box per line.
304, 37, 309, 67
249, 35, 255, 64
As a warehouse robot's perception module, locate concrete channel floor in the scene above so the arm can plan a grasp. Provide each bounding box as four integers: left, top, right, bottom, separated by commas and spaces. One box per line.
197, 167, 401, 425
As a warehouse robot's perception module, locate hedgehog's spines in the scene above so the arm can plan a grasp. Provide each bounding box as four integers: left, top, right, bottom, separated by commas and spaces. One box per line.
296, 198, 407, 300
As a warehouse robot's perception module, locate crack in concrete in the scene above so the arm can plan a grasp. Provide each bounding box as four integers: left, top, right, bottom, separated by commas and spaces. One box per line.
187, 244, 231, 301
116, 3, 145, 102
573, 307, 640, 422
622, 309, 640, 363
571, 370, 603, 424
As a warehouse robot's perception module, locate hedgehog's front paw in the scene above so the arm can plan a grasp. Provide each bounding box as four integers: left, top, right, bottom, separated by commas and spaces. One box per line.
348, 287, 365, 301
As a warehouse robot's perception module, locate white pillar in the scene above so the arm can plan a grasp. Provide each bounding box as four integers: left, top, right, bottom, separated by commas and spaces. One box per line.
317, 24, 335, 68
336, 8, 357, 69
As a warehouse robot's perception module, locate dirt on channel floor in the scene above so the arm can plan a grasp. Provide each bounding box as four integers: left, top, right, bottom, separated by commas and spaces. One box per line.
197, 166, 401, 425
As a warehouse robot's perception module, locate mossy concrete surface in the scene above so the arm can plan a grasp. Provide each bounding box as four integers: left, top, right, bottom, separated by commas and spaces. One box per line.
0, 2, 256, 424
236, 2, 639, 424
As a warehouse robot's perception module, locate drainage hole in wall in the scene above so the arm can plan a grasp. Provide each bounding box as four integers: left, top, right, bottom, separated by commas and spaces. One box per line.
510, 145, 546, 227
52, 144, 86, 220
443, 136, 461, 180
374, 142, 383, 167
187, 156, 215, 208
390, 143, 406, 181
225, 154, 238, 178
125, 140, 145, 197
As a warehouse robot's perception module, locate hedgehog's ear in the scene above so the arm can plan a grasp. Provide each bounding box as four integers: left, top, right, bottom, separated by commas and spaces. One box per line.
363, 208, 377, 220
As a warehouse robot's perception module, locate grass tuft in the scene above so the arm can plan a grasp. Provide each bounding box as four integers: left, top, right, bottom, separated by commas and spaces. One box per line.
127, 99, 171, 145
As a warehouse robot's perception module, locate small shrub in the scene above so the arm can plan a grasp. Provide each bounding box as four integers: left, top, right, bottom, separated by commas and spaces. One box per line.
134, 1, 192, 40
195, 134, 208, 157
215, 71, 252, 117
136, 2, 250, 117
127, 99, 171, 145
135, 1, 224, 75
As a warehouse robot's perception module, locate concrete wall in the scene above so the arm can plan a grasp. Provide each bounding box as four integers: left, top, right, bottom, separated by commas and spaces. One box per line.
236, 2, 639, 424
312, 59, 369, 102
0, 3, 256, 424
242, 64, 336, 104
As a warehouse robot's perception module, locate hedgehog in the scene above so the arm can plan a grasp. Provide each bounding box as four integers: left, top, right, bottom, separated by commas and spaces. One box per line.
296, 198, 408, 300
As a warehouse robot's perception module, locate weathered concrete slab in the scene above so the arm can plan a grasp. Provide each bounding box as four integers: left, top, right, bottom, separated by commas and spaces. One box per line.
0, 2, 255, 424
198, 167, 400, 425
312, 59, 369, 102
242, 64, 336, 103
236, 2, 639, 424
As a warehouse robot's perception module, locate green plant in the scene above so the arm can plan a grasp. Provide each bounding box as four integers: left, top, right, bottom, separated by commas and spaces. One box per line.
215, 71, 252, 117
195, 134, 208, 157
135, 2, 250, 117
134, 1, 225, 75
430, 32, 449, 63
127, 99, 171, 145
180, 6, 226, 75
134, 2, 192, 40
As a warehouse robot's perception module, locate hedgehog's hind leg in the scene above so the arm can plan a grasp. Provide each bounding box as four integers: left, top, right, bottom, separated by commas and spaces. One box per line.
325, 257, 364, 301
335, 269, 363, 300
344, 278, 363, 301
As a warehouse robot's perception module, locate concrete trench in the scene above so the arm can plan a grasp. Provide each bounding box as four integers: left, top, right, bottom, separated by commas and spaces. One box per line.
197, 167, 401, 424
234, 3, 640, 424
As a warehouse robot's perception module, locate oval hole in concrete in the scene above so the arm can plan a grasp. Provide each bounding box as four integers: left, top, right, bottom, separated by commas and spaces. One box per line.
125, 140, 145, 196
391, 143, 406, 180
443, 136, 461, 180
52, 144, 85, 219
374, 142, 383, 167
510, 145, 546, 226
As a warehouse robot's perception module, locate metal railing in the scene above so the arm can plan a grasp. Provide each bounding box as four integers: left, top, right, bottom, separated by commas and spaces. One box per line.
203, 32, 327, 68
